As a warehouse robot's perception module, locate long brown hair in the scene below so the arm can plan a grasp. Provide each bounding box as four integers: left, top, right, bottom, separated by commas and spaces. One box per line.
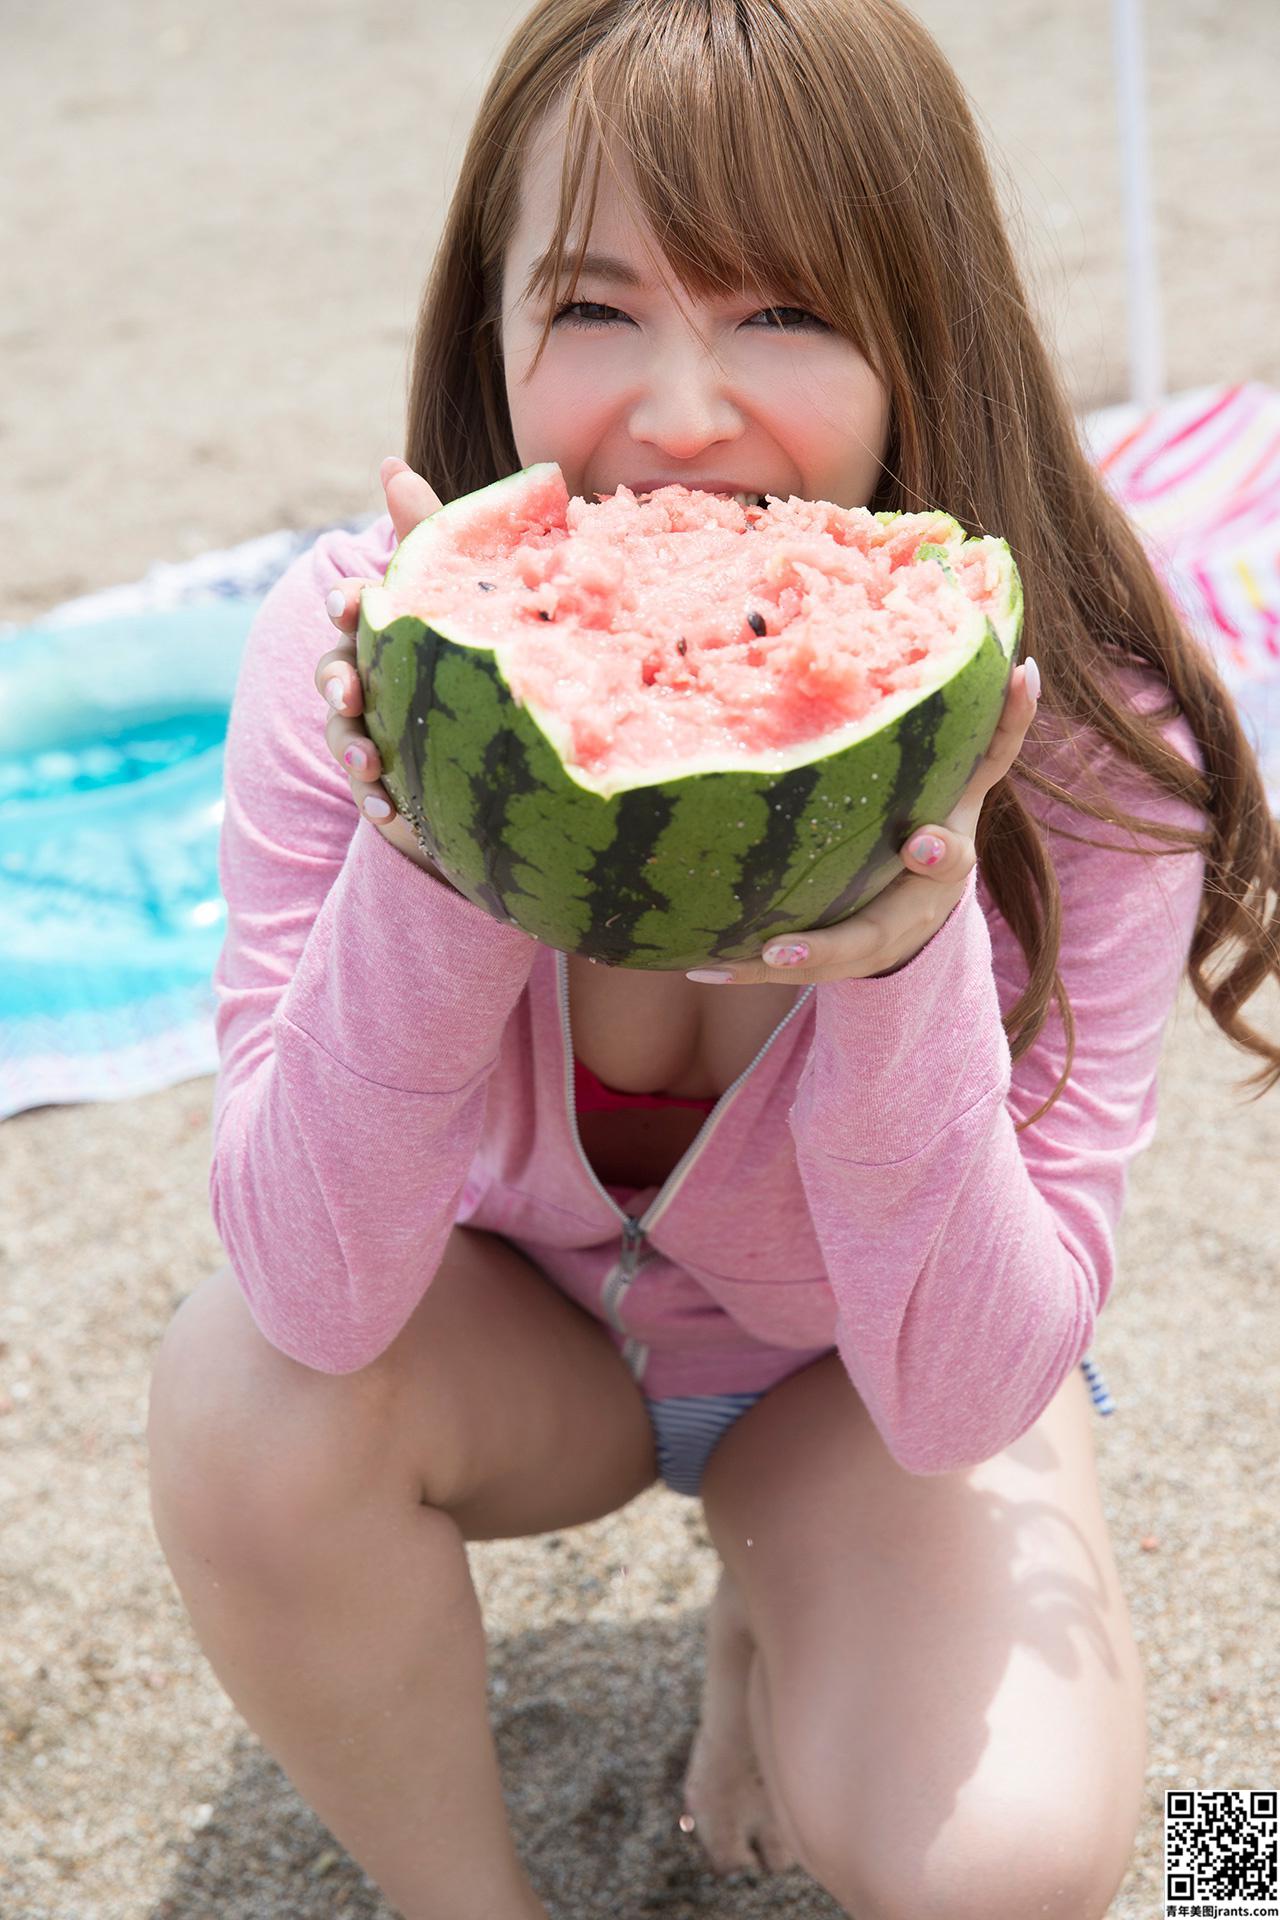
406, 0, 1280, 1123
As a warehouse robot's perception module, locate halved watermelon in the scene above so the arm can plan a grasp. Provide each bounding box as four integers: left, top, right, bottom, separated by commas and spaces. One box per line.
355, 465, 1021, 969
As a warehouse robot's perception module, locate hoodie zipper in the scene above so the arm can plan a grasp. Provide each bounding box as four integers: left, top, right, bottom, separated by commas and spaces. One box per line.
557, 953, 814, 1360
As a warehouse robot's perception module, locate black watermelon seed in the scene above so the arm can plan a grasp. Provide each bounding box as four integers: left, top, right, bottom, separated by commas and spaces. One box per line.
477, 579, 496, 591
537, 609, 551, 621
747, 609, 767, 636
676, 637, 687, 656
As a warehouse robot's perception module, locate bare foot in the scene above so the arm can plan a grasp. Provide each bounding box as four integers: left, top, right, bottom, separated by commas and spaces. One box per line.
680, 1567, 802, 1877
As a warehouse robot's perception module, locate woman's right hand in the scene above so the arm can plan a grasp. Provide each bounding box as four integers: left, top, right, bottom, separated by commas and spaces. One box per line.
315, 456, 455, 884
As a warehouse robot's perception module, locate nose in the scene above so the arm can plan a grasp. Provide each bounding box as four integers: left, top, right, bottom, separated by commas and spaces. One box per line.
626, 332, 745, 461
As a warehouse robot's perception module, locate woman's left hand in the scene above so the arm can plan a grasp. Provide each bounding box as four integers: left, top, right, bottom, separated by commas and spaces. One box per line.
687, 658, 1040, 987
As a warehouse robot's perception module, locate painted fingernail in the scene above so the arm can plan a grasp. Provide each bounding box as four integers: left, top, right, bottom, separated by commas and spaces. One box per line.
908, 833, 946, 866
686, 969, 734, 985
763, 942, 809, 966
325, 588, 346, 621
1024, 656, 1041, 703
362, 794, 393, 820
343, 744, 369, 773
324, 676, 346, 710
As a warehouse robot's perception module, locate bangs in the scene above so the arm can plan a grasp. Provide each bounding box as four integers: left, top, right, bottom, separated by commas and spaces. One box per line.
521, 0, 887, 368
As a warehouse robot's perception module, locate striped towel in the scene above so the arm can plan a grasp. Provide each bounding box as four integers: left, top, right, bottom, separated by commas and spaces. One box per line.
1082, 381, 1280, 802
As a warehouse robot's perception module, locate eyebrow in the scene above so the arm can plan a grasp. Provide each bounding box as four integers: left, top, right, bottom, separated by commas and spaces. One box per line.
523, 249, 654, 303
566, 251, 650, 287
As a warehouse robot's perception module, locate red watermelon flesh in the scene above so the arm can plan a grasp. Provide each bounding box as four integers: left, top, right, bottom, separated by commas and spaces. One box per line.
373, 473, 1014, 784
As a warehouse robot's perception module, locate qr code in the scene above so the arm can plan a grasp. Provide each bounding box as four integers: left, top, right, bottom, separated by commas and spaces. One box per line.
1166, 1790, 1278, 1914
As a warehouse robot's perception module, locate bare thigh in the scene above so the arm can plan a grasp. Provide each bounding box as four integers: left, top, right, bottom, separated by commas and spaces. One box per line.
154, 1226, 658, 1541
699, 1357, 1146, 1917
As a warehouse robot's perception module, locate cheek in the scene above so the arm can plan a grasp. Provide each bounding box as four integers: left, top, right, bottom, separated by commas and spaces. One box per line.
830, 359, 889, 449
768, 353, 888, 459
505, 344, 609, 466
866, 375, 892, 462
830, 366, 891, 497
774, 380, 888, 504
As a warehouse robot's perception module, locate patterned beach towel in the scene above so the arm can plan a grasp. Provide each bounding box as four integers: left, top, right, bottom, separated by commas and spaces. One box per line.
0, 519, 375, 1121
2, 384, 1278, 1122
1080, 382, 1280, 795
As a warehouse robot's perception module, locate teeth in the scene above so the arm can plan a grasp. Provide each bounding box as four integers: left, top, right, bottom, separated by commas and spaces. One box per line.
731, 492, 767, 509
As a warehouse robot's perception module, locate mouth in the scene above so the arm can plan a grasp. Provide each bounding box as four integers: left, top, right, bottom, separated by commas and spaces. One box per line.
619, 483, 771, 510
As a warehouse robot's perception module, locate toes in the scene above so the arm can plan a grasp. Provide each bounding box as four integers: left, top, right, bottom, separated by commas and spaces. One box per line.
682, 1799, 758, 1875
681, 1782, 758, 1874
752, 1809, 801, 1874
682, 1763, 798, 1877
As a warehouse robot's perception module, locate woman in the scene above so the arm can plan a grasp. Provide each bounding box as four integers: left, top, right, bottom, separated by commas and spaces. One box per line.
147, 3, 1280, 1915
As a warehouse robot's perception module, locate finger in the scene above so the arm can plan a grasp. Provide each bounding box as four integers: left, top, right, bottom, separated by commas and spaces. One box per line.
698, 915, 885, 985
326, 715, 395, 828
323, 578, 378, 637
380, 456, 443, 542
693, 932, 824, 984
313, 643, 362, 715
981, 659, 1038, 775
997, 660, 1037, 761
323, 706, 381, 783
899, 826, 973, 879
944, 659, 1038, 837
322, 702, 378, 775
707, 873, 911, 981
319, 459, 443, 640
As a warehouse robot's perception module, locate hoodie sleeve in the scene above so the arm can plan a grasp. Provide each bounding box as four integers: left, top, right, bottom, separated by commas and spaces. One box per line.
208, 520, 538, 1373
788, 687, 1208, 1473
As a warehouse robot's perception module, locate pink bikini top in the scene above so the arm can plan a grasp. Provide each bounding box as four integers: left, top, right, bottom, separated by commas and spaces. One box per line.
573, 1053, 719, 1116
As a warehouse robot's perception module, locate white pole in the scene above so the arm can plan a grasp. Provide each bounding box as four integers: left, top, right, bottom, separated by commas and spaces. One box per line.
1113, 0, 1164, 408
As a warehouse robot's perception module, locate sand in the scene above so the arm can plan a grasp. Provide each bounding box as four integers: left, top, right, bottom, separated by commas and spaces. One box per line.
3, 2, 1278, 1915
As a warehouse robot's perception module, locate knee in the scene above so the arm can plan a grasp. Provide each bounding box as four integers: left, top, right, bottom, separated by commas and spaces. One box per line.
800, 1800, 1132, 1920
147, 1263, 401, 1578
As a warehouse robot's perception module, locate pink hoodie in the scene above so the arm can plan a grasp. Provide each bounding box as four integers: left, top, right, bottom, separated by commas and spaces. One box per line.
209, 515, 1207, 1474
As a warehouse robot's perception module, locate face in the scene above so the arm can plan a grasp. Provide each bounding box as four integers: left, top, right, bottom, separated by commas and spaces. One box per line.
499, 115, 891, 511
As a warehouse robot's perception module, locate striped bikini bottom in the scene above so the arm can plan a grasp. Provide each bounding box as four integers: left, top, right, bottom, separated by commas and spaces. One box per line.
642, 1354, 1117, 1499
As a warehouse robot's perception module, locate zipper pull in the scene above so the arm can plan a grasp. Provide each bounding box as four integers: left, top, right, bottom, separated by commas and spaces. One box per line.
620, 1213, 646, 1281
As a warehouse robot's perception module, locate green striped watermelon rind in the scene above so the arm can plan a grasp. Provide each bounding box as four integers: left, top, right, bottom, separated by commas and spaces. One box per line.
355, 467, 1022, 970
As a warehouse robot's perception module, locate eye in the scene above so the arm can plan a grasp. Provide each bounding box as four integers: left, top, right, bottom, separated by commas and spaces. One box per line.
749, 306, 829, 331
551, 300, 630, 330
